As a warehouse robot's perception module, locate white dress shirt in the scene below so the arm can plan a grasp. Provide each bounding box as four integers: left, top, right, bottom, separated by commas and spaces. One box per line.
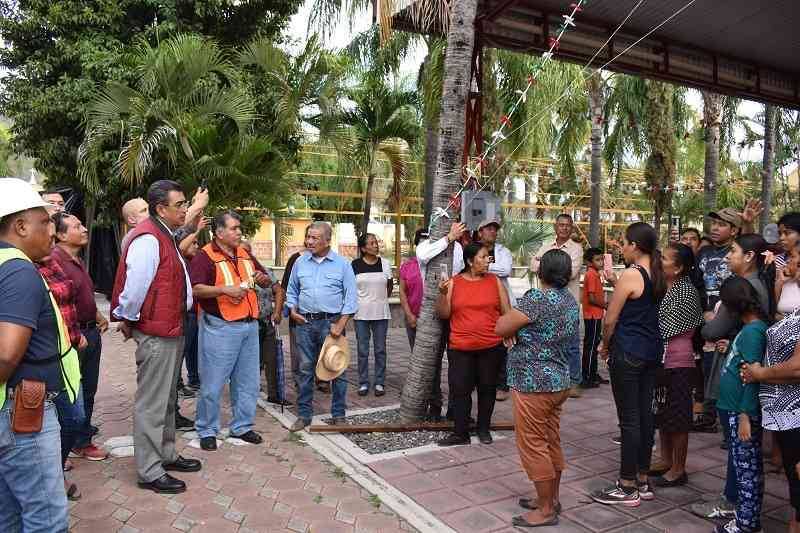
416, 237, 464, 282
113, 219, 193, 321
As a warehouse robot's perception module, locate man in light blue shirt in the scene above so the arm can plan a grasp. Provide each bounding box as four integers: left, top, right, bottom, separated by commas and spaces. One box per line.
286, 221, 357, 431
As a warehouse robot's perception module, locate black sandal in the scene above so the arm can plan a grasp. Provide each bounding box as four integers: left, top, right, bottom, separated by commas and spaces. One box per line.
518, 499, 562, 513
512, 514, 559, 528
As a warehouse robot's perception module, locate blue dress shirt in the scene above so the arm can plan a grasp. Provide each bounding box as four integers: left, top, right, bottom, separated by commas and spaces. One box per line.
286, 250, 358, 316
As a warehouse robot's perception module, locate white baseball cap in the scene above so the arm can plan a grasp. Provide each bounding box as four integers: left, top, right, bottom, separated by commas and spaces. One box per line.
0, 178, 53, 218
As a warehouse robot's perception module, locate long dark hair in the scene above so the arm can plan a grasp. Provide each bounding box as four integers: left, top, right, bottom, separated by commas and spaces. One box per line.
735, 233, 775, 319
461, 242, 485, 274
625, 222, 666, 299
720, 276, 768, 322
667, 242, 703, 291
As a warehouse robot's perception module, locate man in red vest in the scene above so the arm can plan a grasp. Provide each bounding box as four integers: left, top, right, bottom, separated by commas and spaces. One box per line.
190, 210, 271, 451
110, 180, 202, 494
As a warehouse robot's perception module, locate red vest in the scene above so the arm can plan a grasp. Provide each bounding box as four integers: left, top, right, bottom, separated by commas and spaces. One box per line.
111, 217, 187, 337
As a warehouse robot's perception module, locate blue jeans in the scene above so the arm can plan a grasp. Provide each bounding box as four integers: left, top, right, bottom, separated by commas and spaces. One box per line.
196, 313, 260, 438
53, 389, 86, 466
719, 409, 764, 532
295, 317, 348, 422
0, 400, 68, 532
568, 341, 582, 387
355, 319, 388, 387
76, 325, 101, 447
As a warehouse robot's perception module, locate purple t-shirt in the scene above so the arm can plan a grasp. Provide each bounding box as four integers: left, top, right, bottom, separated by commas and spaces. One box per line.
399, 258, 423, 317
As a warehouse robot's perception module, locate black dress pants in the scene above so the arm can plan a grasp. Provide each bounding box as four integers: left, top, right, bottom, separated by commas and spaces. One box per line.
447, 344, 504, 438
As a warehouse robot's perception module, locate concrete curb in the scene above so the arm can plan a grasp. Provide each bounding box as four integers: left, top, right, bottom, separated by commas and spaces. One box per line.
258, 399, 457, 533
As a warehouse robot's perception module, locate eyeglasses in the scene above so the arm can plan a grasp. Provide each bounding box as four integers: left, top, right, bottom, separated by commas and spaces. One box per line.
163, 200, 188, 210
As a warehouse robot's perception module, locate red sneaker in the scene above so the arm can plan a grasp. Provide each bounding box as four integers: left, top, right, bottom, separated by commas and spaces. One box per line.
70, 444, 108, 461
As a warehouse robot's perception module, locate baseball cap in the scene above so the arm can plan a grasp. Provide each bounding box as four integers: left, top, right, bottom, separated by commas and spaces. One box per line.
478, 218, 501, 231
763, 223, 780, 244
0, 178, 52, 218
708, 208, 742, 228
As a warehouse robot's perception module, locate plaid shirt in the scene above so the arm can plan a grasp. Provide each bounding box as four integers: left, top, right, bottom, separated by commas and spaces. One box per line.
36, 256, 82, 348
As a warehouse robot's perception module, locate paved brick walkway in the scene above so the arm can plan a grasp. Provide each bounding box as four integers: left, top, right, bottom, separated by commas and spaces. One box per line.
75, 308, 792, 532
67, 319, 415, 533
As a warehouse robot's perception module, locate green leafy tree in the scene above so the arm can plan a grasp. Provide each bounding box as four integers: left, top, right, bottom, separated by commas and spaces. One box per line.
0, 0, 301, 203
78, 34, 289, 212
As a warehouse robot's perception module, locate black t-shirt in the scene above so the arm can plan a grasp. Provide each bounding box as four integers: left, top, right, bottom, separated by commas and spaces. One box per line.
0, 241, 64, 392
351, 257, 385, 276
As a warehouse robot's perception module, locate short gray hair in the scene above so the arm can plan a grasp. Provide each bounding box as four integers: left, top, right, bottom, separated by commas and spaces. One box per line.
309, 221, 332, 242
212, 210, 241, 236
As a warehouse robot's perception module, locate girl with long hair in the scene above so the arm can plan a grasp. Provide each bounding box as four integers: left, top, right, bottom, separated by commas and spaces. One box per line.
592, 222, 665, 507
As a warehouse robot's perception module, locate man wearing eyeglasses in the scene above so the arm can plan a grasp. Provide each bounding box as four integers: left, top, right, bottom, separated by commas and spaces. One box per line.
110, 180, 202, 494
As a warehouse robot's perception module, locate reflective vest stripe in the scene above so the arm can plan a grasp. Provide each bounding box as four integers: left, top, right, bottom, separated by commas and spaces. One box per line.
241, 258, 255, 283
218, 261, 235, 286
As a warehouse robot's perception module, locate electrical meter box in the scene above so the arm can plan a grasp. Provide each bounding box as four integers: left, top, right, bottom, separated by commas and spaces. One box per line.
461, 191, 501, 231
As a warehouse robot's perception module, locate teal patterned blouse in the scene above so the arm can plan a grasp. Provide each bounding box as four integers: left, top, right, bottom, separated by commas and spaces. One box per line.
507, 287, 579, 393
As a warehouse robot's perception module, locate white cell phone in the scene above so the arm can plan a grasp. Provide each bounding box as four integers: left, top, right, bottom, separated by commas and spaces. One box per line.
440, 263, 449, 281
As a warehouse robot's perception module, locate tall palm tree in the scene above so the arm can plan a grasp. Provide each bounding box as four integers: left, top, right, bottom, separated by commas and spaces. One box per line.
701, 91, 724, 233
239, 35, 342, 263
760, 104, 777, 230
644, 80, 677, 232
78, 34, 257, 191
321, 77, 420, 236
586, 74, 605, 246
399, 0, 478, 421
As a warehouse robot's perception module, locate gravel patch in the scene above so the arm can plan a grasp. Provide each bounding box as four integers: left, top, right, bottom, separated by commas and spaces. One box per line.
322, 408, 451, 454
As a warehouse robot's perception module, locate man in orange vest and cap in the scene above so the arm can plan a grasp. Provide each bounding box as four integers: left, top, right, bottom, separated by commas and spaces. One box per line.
190, 210, 272, 451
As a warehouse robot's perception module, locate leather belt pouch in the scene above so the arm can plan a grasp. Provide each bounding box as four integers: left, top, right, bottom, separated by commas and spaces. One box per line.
11, 379, 45, 434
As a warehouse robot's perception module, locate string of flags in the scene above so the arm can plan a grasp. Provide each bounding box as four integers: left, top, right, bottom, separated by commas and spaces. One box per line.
431, 0, 588, 228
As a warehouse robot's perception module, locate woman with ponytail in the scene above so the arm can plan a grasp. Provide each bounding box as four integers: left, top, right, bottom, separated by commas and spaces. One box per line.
702, 233, 772, 342
591, 222, 665, 507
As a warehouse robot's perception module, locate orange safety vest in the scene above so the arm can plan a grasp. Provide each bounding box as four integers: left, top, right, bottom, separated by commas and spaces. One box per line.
202, 243, 260, 321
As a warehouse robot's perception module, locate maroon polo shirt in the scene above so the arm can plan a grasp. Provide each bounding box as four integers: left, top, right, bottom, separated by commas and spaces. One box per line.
50, 245, 98, 323
190, 241, 266, 318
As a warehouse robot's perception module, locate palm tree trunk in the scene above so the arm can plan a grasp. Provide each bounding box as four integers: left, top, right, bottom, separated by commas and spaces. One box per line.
361, 172, 376, 237
400, 0, 479, 421
702, 91, 723, 234
644, 80, 676, 236
760, 104, 777, 231
587, 75, 604, 247
423, 115, 440, 226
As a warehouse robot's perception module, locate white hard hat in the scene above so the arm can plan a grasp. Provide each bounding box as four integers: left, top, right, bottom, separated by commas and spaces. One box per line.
0, 178, 52, 218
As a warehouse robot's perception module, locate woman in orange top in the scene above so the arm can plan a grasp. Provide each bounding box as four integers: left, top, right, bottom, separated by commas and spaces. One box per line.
436, 242, 512, 446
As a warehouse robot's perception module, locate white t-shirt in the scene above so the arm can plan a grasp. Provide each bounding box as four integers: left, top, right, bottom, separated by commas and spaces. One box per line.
352, 257, 392, 321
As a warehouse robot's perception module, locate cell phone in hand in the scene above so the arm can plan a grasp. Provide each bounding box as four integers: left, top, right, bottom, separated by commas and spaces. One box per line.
200, 178, 208, 191
440, 263, 449, 281
603, 253, 613, 274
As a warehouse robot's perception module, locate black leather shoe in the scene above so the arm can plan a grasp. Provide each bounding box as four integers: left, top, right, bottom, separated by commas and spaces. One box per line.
438, 433, 470, 447
478, 432, 493, 445
230, 431, 263, 444
267, 397, 291, 406
164, 455, 202, 473
175, 414, 195, 431
138, 473, 186, 494
200, 437, 217, 451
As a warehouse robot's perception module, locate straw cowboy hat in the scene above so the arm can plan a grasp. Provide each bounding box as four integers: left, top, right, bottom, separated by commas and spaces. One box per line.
316, 335, 350, 381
